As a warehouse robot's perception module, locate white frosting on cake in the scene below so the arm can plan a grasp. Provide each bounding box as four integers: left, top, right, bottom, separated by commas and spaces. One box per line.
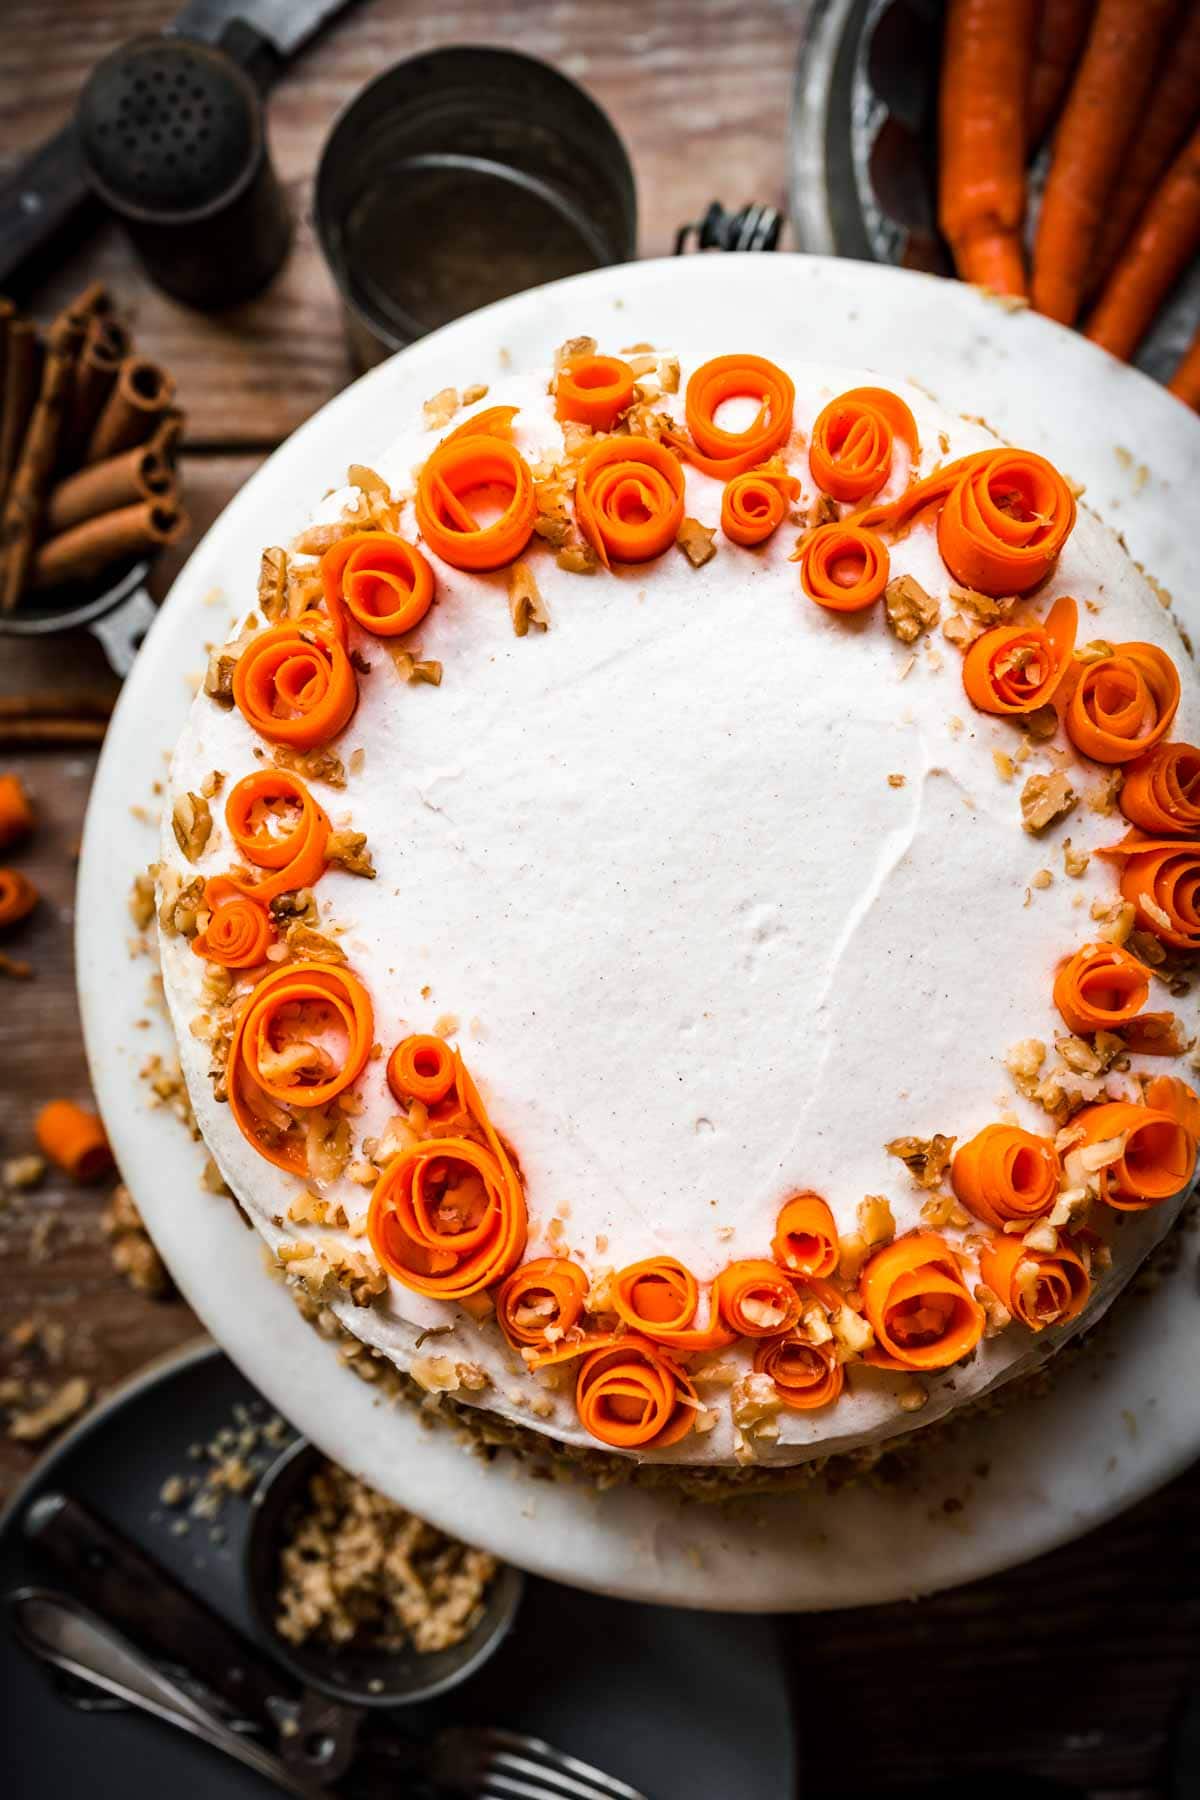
159, 357, 1199, 1468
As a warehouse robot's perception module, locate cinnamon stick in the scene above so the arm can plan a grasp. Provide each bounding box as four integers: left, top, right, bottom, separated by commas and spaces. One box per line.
58, 313, 131, 474
85, 357, 175, 463
0, 308, 88, 611
31, 497, 186, 591
0, 718, 108, 748
0, 317, 41, 512
46, 444, 173, 535
0, 688, 115, 723
145, 408, 185, 464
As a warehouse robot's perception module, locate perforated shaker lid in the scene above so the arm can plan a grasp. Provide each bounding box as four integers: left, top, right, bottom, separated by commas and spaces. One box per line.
78, 35, 261, 219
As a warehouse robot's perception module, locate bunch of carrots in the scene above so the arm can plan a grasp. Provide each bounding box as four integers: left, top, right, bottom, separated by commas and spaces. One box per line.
939, 0, 1200, 407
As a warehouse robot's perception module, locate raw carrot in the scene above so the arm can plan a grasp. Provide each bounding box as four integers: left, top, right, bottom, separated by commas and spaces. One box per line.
1086, 124, 1200, 358
1031, 0, 1179, 325
1168, 322, 1200, 408
0, 772, 34, 849
1085, 1, 1200, 293
938, 0, 1038, 295
35, 1099, 113, 1182
1026, 0, 1096, 147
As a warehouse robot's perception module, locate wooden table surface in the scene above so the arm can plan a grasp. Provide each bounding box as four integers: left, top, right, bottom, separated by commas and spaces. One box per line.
2, 4, 1199, 1795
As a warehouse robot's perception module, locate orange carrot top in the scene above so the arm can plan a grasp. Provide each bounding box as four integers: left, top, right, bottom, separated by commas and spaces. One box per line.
554, 354, 636, 432
36, 1099, 113, 1183
666, 353, 794, 478
0, 773, 34, 850
233, 619, 357, 749
808, 386, 920, 503
961, 596, 1077, 714
860, 1231, 984, 1371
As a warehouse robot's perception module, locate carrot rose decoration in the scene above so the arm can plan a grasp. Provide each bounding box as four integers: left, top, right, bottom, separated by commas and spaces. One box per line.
961, 595, 1077, 714
772, 1192, 838, 1277
861, 1232, 984, 1371
368, 1056, 526, 1299
414, 413, 536, 572
1053, 941, 1177, 1052
808, 386, 920, 503
233, 620, 357, 749
794, 523, 889, 612
320, 531, 435, 638
754, 1334, 843, 1412
554, 354, 636, 432
574, 436, 685, 567
212, 769, 331, 908
610, 1255, 734, 1351
666, 353, 794, 479
1069, 1100, 1196, 1210
0, 867, 37, 928
1119, 743, 1200, 834
979, 1234, 1090, 1333
860, 450, 1076, 596
192, 896, 275, 969
951, 1125, 1061, 1230
720, 468, 800, 547
1145, 1074, 1200, 1143
715, 1259, 804, 1337
36, 1099, 114, 1183
386, 1034, 456, 1107
574, 1334, 699, 1450
228, 961, 374, 1174
1065, 643, 1180, 764
496, 1257, 589, 1350
0, 773, 34, 850
1099, 834, 1200, 950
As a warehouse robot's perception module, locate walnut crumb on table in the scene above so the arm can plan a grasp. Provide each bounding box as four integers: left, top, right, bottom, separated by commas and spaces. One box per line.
676, 517, 717, 568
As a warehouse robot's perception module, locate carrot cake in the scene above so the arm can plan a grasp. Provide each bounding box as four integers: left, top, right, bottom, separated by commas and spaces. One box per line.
157, 342, 1200, 1474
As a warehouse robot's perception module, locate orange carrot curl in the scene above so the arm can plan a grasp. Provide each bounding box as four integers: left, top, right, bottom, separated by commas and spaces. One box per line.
861, 1232, 984, 1371
0, 867, 38, 929
978, 1233, 1090, 1331
1086, 125, 1200, 362
610, 1255, 735, 1351
962, 596, 1077, 715
772, 1191, 839, 1277
1069, 1098, 1195, 1209
1064, 642, 1180, 763
320, 531, 435, 639
1120, 743, 1200, 834
1169, 324, 1200, 411
233, 619, 357, 749
36, 1099, 114, 1183
496, 1257, 590, 1350
574, 437, 685, 567
414, 407, 536, 572
0, 773, 34, 850
951, 1124, 1062, 1229
554, 354, 636, 432
720, 468, 799, 547
808, 387, 920, 503
754, 1331, 844, 1411
1053, 941, 1178, 1053
575, 1334, 698, 1450
665, 354, 795, 479
1097, 832, 1200, 950
386, 1034, 456, 1107
714, 1259, 804, 1338
794, 523, 889, 612
938, 0, 1037, 294
192, 896, 275, 969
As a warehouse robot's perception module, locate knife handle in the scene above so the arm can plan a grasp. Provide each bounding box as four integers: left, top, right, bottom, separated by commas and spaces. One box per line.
0, 121, 96, 294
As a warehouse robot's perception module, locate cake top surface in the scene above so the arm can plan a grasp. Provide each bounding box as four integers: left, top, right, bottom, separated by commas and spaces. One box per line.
158, 343, 1200, 1471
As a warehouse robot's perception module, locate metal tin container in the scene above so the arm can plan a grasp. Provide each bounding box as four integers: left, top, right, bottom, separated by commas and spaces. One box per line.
315, 46, 637, 367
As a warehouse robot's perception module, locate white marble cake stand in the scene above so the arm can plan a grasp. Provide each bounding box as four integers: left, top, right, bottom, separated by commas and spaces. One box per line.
78, 256, 1200, 1612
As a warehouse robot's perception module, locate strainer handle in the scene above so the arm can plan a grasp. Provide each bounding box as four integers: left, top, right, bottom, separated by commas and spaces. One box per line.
0, 122, 94, 291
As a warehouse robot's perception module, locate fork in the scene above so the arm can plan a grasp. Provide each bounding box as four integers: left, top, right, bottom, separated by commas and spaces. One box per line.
427, 1726, 649, 1800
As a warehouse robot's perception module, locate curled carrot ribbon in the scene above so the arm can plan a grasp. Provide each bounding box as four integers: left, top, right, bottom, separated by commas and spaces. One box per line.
771, 1192, 839, 1278
978, 1234, 1090, 1333
35, 1099, 113, 1183
386, 1034, 456, 1107
554, 354, 636, 431
1144, 1074, 1200, 1144
1053, 942, 1177, 1052
951, 1125, 1062, 1230
0, 867, 37, 928
213, 770, 331, 908
574, 436, 685, 567
1119, 743, 1200, 834
414, 412, 536, 572
233, 619, 357, 749
1065, 643, 1181, 764
961, 595, 1077, 713
575, 1334, 699, 1450
666, 353, 794, 479
794, 523, 889, 612
1098, 832, 1200, 950
753, 1333, 844, 1412
610, 1256, 735, 1352
368, 1055, 526, 1299
720, 468, 800, 546
860, 1232, 984, 1371
808, 386, 920, 504
714, 1259, 803, 1337
228, 961, 374, 1174
860, 449, 1076, 596
320, 531, 435, 639
0, 773, 34, 850
496, 1257, 590, 1350
1069, 1100, 1195, 1210
192, 896, 275, 969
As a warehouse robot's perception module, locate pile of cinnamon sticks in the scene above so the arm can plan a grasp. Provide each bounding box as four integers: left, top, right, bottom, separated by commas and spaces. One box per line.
0, 282, 187, 614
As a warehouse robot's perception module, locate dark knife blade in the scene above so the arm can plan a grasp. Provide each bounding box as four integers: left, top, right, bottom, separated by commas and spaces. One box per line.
0, 0, 358, 293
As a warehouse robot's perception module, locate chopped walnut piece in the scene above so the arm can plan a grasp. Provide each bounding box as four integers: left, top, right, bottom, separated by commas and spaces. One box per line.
730, 1372, 781, 1437
1021, 704, 1059, 742
533, 477, 572, 549
157, 868, 206, 939
1090, 897, 1136, 946
258, 547, 289, 622
171, 791, 213, 863
3, 1154, 45, 1191
950, 583, 1017, 625
942, 611, 984, 650
837, 1232, 870, 1285
203, 647, 237, 707
554, 335, 597, 371
897, 1379, 928, 1413
507, 561, 549, 636
129, 869, 156, 931
676, 517, 717, 568
831, 1303, 875, 1358
886, 1133, 956, 1189
857, 1194, 895, 1247
556, 540, 598, 575
993, 749, 1015, 783
1031, 867, 1053, 889
390, 648, 443, 686
975, 1282, 1013, 1337
423, 387, 459, 430
887, 773, 906, 789
1020, 770, 1077, 835
325, 829, 375, 879
8, 1376, 90, 1443
1063, 838, 1090, 878
102, 1184, 172, 1298
1126, 929, 1166, 967
884, 574, 940, 644
808, 494, 839, 530
1085, 768, 1124, 815
284, 922, 347, 964
271, 745, 347, 789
